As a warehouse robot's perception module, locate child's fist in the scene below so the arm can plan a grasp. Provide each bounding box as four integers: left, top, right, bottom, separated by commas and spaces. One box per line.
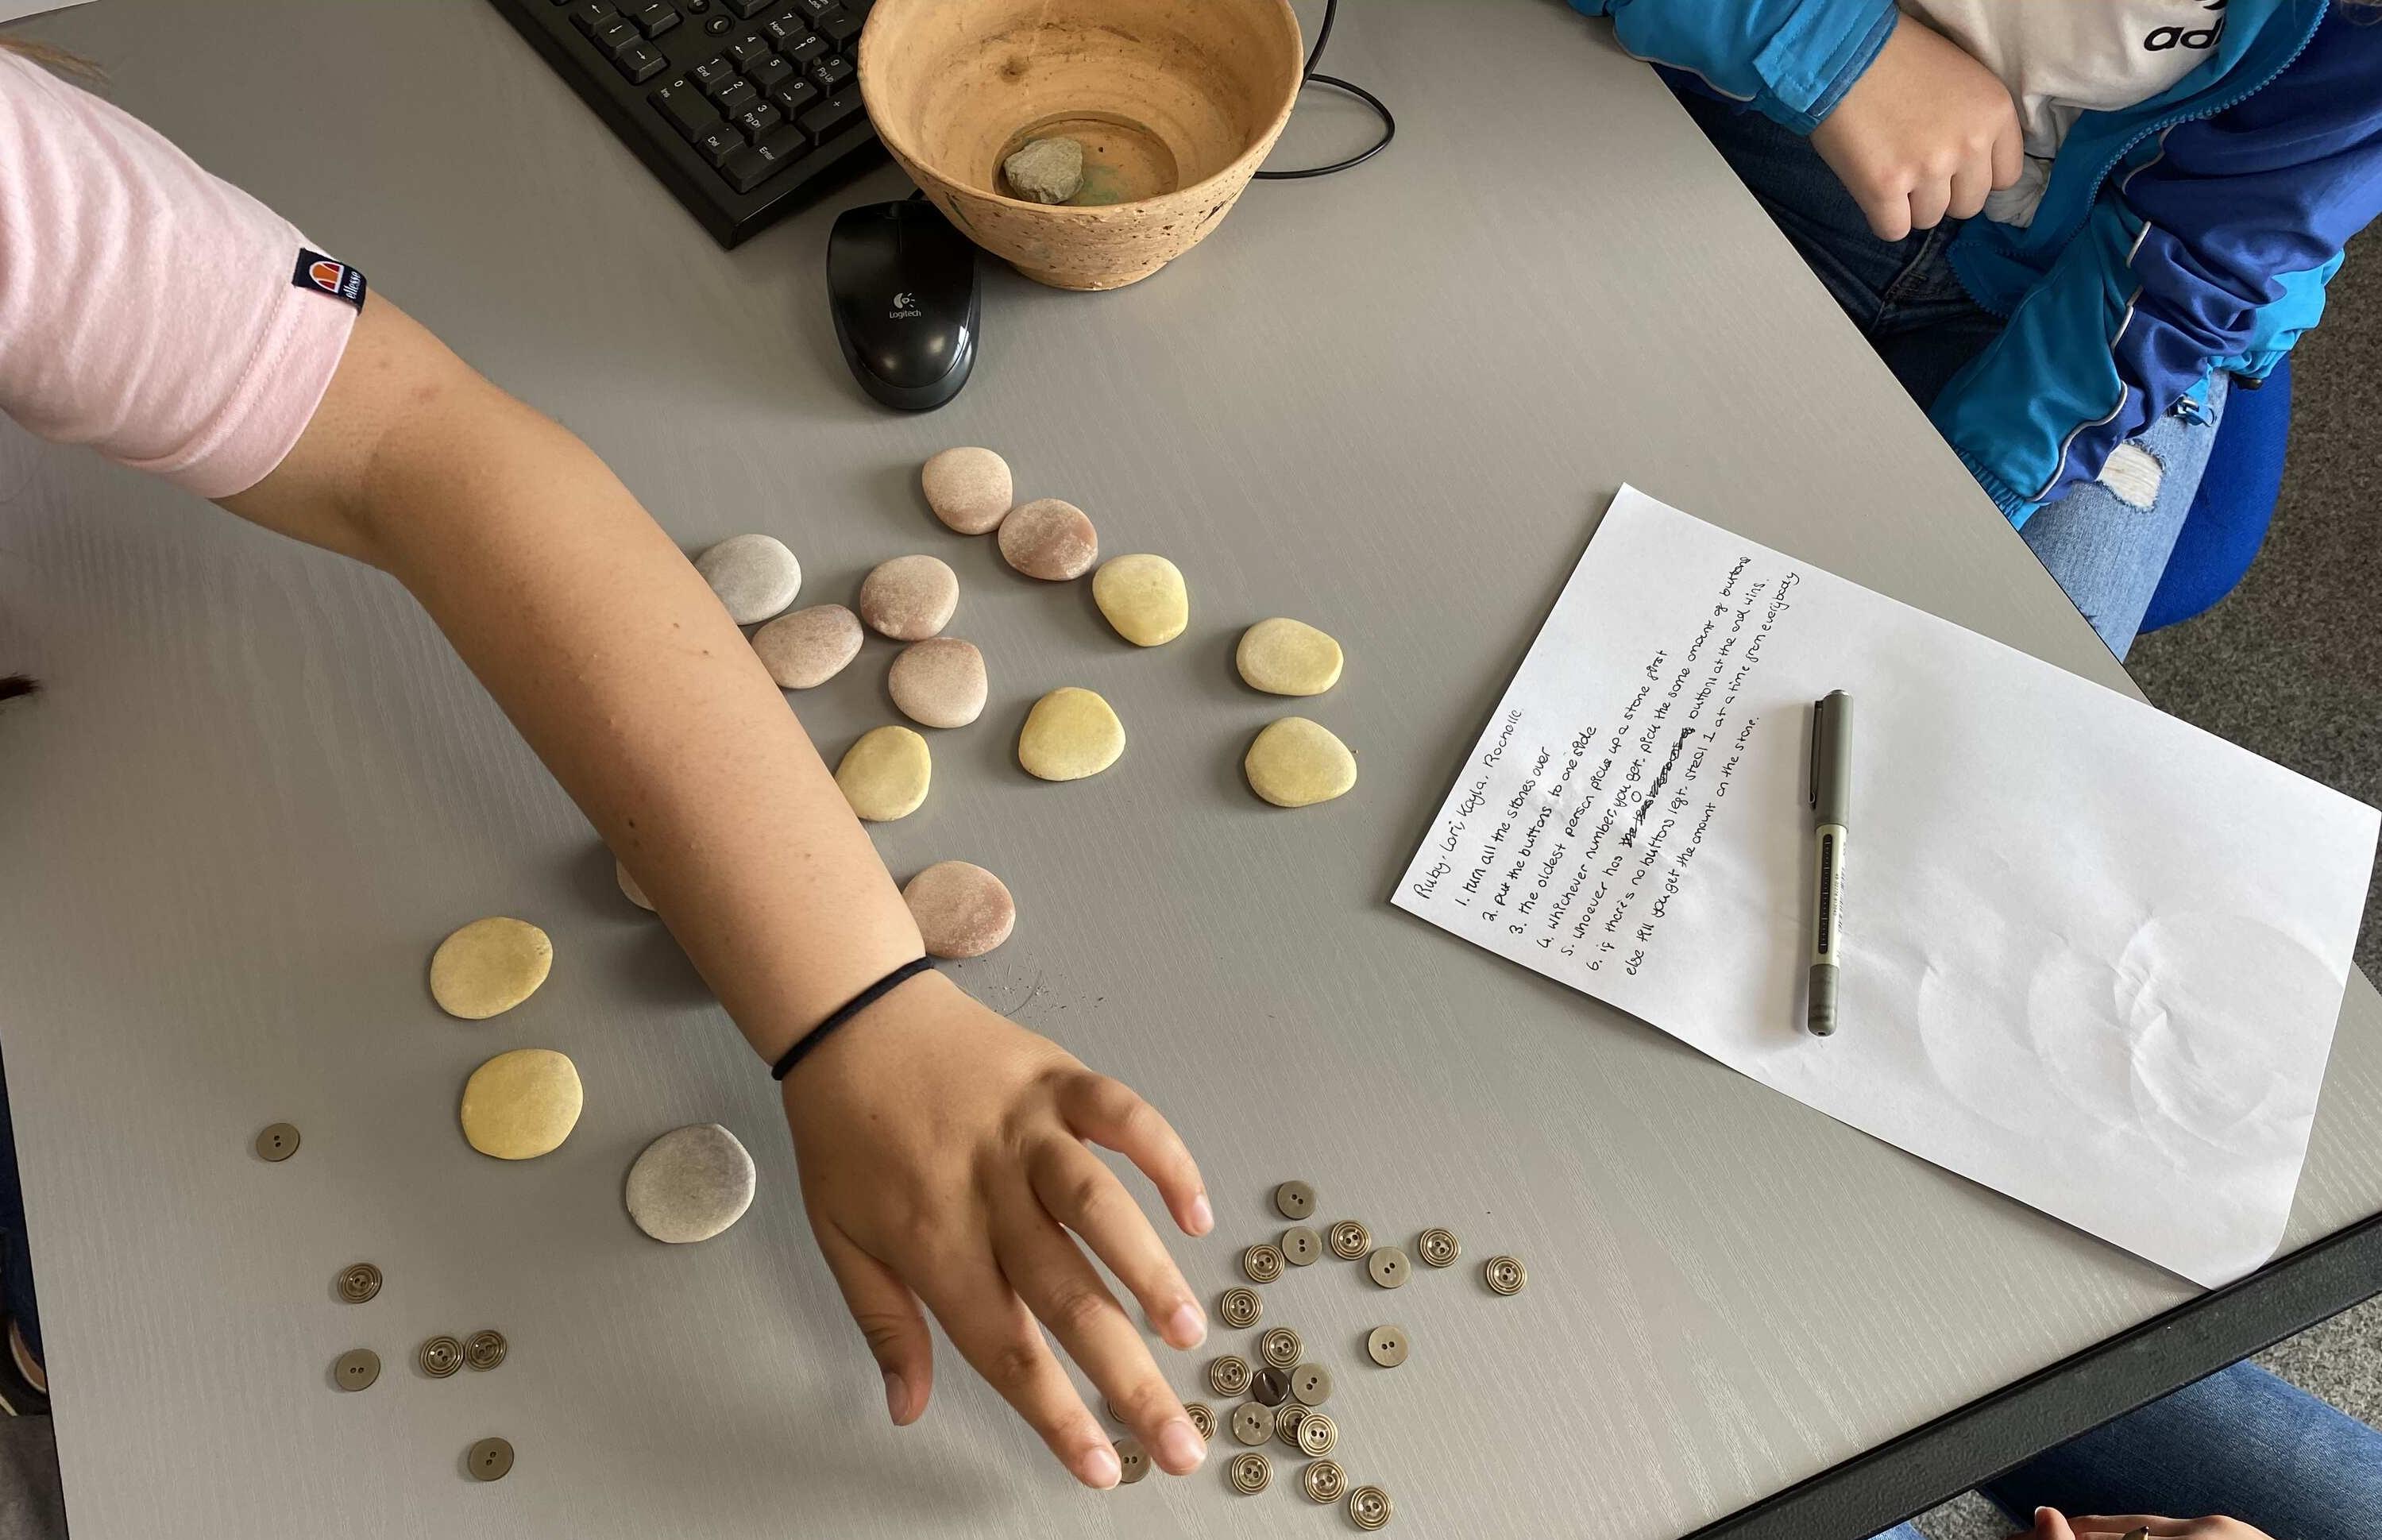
1809, 14, 2022, 240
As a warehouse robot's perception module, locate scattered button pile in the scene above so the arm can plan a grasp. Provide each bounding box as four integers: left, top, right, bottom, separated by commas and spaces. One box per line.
1120, 1179, 1529, 1527
320, 1256, 519, 1476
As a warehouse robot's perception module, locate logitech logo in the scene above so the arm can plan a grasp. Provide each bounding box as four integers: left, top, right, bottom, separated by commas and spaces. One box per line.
889, 291, 921, 319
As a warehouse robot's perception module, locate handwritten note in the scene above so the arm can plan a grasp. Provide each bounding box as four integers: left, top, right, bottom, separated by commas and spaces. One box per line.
1396, 486, 2380, 1286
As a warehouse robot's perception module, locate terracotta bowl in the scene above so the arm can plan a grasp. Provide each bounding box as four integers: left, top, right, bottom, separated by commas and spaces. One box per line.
857, 0, 1303, 291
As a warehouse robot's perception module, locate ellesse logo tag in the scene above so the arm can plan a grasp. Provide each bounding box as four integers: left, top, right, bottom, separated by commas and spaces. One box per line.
291, 248, 367, 310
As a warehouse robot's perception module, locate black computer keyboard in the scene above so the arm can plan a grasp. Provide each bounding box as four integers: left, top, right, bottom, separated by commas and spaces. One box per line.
488, 0, 886, 248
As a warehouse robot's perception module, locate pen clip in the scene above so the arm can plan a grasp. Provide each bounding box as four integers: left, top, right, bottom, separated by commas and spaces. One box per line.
1808, 695, 1826, 811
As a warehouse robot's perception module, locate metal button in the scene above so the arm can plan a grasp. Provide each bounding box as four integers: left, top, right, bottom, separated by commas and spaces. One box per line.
1228, 1449, 1271, 1494
1258, 1326, 1302, 1370
1302, 1457, 1346, 1503
1346, 1484, 1393, 1530
1280, 1225, 1322, 1266
1368, 1246, 1411, 1290
1289, 1362, 1333, 1407
331, 1348, 379, 1391
1115, 1438, 1150, 1484
1273, 1401, 1307, 1448
336, 1263, 381, 1304
467, 1436, 514, 1483
1184, 1401, 1214, 1442
1272, 1180, 1315, 1220
1230, 1403, 1272, 1446
1326, 1220, 1370, 1260
1416, 1227, 1461, 1268
419, 1334, 464, 1379
1207, 1354, 1250, 1397
1366, 1326, 1409, 1368
1295, 1408, 1338, 1456
463, 1330, 508, 1372
1484, 1255, 1527, 1295
1218, 1287, 1262, 1330
1242, 1243, 1284, 1283
1251, 1367, 1290, 1407
254, 1123, 300, 1162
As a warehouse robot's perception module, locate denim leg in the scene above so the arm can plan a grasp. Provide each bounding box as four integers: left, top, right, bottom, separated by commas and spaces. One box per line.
1674, 90, 2004, 408
2017, 375, 2228, 660
1867, 1526, 1928, 1540
1980, 1361, 2382, 1540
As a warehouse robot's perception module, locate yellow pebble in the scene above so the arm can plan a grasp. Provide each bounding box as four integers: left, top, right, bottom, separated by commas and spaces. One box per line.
428, 917, 553, 1021
1091, 554, 1189, 646
1245, 717, 1357, 807
1236, 618, 1343, 697
459, 1048, 583, 1160
1017, 687, 1125, 782
836, 726, 932, 821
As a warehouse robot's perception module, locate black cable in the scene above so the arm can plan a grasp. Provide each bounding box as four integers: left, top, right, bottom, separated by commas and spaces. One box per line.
1255, 0, 1395, 181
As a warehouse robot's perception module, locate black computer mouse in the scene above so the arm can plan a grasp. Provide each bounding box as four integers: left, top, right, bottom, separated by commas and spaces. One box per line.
826, 199, 979, 411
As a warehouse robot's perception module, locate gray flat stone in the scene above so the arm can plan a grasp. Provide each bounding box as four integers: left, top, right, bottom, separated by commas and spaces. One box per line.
625, 1123, 756, 1245
695, 534, 801, 625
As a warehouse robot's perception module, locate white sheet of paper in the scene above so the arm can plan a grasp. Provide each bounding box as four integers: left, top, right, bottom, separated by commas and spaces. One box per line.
0, 2, 94, 23
1394, 485, 2379, 1287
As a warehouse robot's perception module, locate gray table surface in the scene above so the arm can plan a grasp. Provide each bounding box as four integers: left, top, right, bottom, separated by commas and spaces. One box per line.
3, 2, 2377, 1537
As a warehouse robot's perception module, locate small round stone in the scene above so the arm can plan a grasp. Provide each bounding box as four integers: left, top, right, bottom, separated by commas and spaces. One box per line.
887, 638, 987, 728
459, 1048, 583, 1160
1245, 717, 1357, 809
1236, 617, 1342, 696
429, 917, 553, 1021
751, 604, 863, 689
902, 861, 1016, 959
998, 498, 1098, 581
1091, 554, 1188, 646
921, 446, 1013, 535
1017, 687, 1124, 781
858, 554, 959, 641
695, 533, 801, 624
625, 1123, 757, 1244
836, 726, 932, 820
1004, 134, 1085, 203
616, 859, 654, 912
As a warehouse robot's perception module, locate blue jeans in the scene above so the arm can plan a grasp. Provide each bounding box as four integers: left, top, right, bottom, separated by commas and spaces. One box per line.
1677, 92, 2221, 659
1872, 1361, 2382, 1540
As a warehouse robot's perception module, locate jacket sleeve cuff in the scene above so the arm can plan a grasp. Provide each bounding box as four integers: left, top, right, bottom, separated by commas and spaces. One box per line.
1955, 446, 2044, 527
1755, 1, 1900, 133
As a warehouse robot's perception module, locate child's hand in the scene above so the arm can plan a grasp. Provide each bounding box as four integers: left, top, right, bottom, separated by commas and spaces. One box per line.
2032, 1507, 2278, 1540
781, 971, 1215, 1488
1809, 14, 2021, 240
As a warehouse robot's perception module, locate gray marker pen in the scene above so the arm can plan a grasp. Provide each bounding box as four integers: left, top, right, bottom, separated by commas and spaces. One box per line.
1806, 691, 1852, 1036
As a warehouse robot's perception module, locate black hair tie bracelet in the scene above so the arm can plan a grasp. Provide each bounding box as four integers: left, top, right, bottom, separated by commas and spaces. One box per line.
770, 957, 936, 1083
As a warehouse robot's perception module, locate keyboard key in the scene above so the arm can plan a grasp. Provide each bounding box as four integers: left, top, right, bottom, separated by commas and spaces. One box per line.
568, 0, 620, 37
616, 41, 669, 81
725, 31, 772, 68
735, 101, 783, 141
769, 77, 820, 118
785, 32, 829, 64
593, 17, 642, 56
797, 87, 864, 141
631, 1, 679, 36
729, 0, 775, 14
762, 10, 809, 48
753, 122, 810, 168
694, 122, 743, 167
649, 78, 720, 140
808, 54, 855, 91
719, 145, 778, 193
797, 0, 836, 16
817, 7, 862, 47
712, 79, 760, 115
747, 53, 796, 92
691, 54, 739, 91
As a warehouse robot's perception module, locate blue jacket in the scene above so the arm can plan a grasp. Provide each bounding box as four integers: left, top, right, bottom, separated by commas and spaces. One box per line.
1569, 0, 2382, 523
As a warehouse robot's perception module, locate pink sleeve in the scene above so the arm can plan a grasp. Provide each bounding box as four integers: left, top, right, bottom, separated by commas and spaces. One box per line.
0, 52, 359, 499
